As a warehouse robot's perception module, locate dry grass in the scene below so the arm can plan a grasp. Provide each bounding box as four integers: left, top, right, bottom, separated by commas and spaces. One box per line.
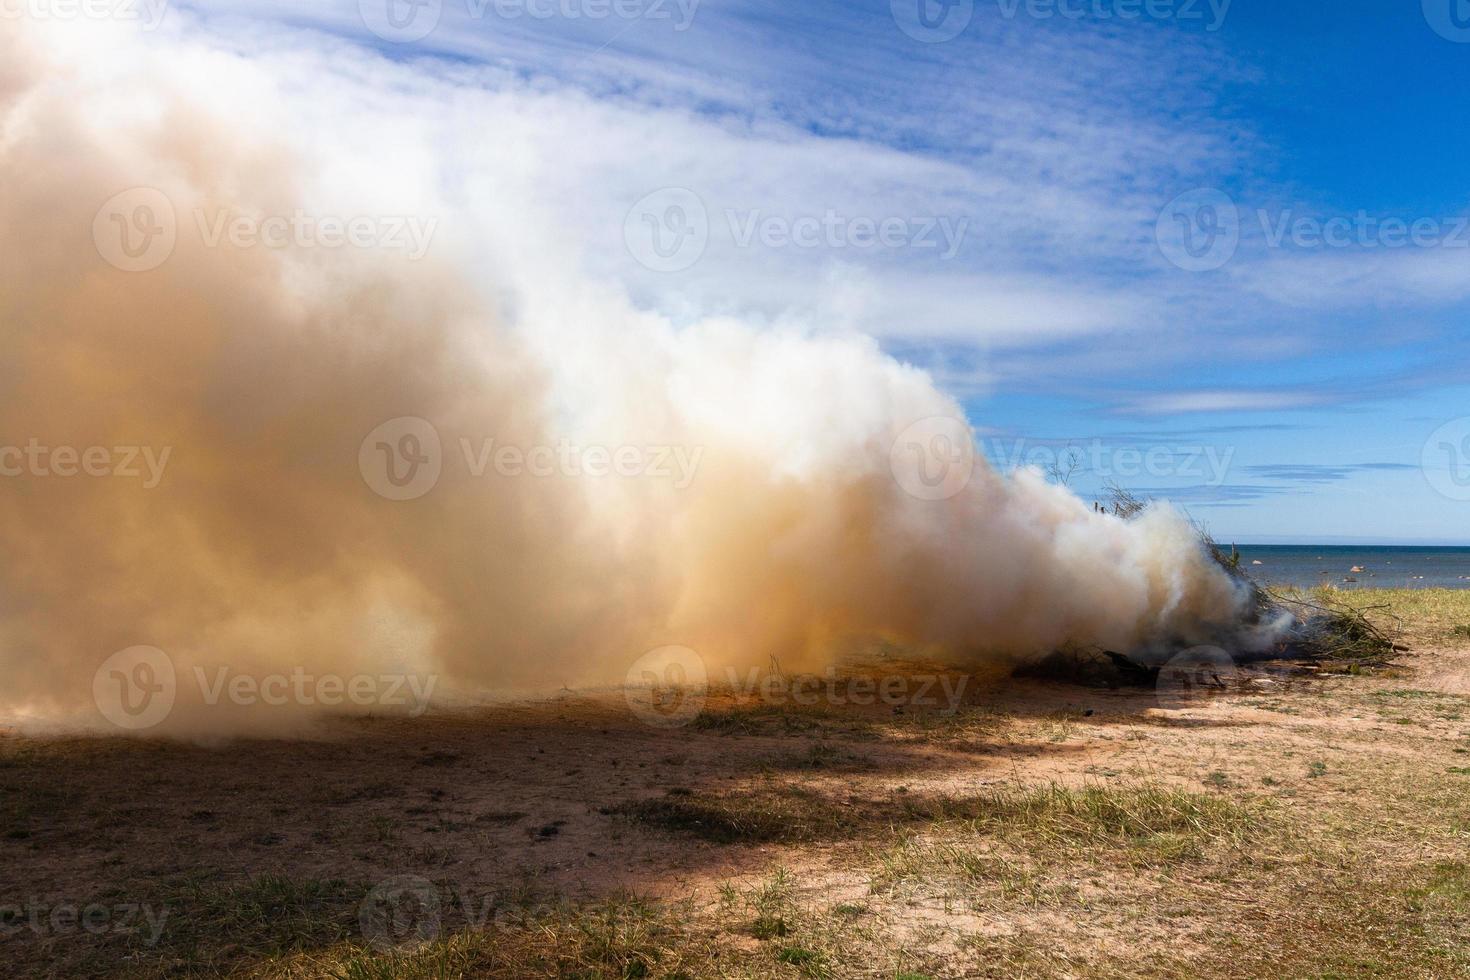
11, 589, 1470, 978
690, 703, 881, 739
607, 787, 867, 844
959, 783, 1260, 855
1332, 587, 1470, 645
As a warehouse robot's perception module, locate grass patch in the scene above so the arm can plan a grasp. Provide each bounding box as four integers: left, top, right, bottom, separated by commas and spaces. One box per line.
766, 741, 873, 771
610, 783, 1261, 860
607, 787, 866, 844
1329, 588, 1470, 646
146, 874, 367, 967
869, 784, 1260, 914
689, 703, 878, 739
870, 834, 1050, 905
1409, 860, 1470, 911
327, 895, 704, 980
966, 783, 1259, 853
29, 873, 374, 976
323, 871, 944, 979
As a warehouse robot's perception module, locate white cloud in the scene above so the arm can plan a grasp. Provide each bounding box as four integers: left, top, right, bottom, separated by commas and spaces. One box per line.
155, 0, 1470, 419
163, 0, 1251, 353
1232, 246, 1470, 308
1116, 390, 1330, 415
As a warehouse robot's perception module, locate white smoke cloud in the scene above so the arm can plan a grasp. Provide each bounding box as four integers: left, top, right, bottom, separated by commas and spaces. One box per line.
0, 15, 1257, 734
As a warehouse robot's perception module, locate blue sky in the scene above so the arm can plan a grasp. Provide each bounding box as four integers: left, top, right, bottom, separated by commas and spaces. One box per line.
188, 0, 1470, 543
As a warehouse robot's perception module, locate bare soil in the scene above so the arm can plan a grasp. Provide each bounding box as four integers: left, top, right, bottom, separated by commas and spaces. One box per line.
5, 591, 1470, 978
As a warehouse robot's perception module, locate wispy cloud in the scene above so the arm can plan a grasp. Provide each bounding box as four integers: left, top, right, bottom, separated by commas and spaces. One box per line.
1129, 484, 1301, 506
175, 0, 1258, 352
1112, 390, 1331, 416
167, 0, 1470, 491
1244, 463, 1419, 483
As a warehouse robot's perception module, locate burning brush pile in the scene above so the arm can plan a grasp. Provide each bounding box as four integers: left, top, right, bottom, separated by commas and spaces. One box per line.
1017, 486, 1404, 689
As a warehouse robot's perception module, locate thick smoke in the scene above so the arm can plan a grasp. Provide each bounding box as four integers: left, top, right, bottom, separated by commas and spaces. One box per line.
0, 18, 1253, 733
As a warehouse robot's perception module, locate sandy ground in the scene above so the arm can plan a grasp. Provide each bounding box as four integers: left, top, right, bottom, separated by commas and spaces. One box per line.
5, 616, 1470, 977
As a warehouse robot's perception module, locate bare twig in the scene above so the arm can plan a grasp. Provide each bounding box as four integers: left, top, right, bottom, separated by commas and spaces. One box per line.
1264, 587, 1402, 663
1103, 480, 1146, 519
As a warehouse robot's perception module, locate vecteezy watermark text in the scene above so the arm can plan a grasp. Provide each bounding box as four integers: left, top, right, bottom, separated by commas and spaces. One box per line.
359, 417, 704, 502
194, 210, 437, 260
890, 0, 1229, 43
360, 876, 538, 949
92, 188, 440, 273
0, 441, 171, 488
0, 899, 169, 945
0, 0, 169, 28
725, 210, 968, 260
468, 0, 698, 25
623, 645, 971, 729
194, 667, 437, 716
987, 438, 1235, 486
1158, 188, 1470, 272
994, 0, 1230, 29
358, 0, 700, 44
725, 667, 970, 710
1256, 210, 1470, 250
92, 646, 438, 731
623, 188, 970, 273
459, 437, 701, 487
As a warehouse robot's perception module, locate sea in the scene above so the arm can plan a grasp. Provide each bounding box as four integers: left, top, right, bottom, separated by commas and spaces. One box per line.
1230, 545, 1470, 590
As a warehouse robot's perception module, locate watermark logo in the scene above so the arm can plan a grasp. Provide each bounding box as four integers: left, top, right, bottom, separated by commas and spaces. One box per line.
358, 879, 518, 945
893, 0, 1231, 40
1156, 645, 1239, 707
889, 416, 976, 501
725, 210, 968, 259
360, 0, 699, 42
0, 0, 171, 29
460, 437, 702, 487
1161, 191, 1470, 270
0, 441, 171, 487
360, 417, 443, 501
891, 0, 973, 42
1422, 417, 1470, 502
193, 666, 437, 716
1156, 188, 1239, 272
96, 192, 438, 271
93, 187, 176, 273
995, 0, 1230, 30
359, 0, 442, 42
624, 188, 709, 273
1257, 210, 1470, 250
194, 210, 437, 259
0, 899, 169, 944
624, 645, 708, 728
624, 649, 973, 729
93, 646, 177, 731
474, 0, 699, 27
91, 648, 437, 729
985, 437, 1235, 487
360, 421, 704, 501
360, 875, 441, 949
731, 667, 971, 716
1423, 0, 1470, 42
625, 193, 967, 268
